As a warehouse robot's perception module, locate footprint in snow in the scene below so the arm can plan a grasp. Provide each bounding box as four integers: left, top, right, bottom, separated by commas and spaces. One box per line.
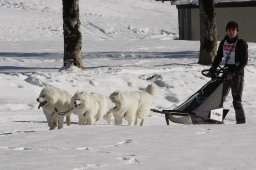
72, 164, 101, 170
127, 82, 132, 87
17, 84, 24, 88
75, 147, 91, 151
116, 139, 133, 146
196, 129, 211, 135
116, 154, 141, 164
0, 130, 36, 136
165, 95, 179, 103
89, 80, 98, 86
103, 139, 133, 148
24, 76, 47, 87
0, 146, 32, 151
12, 147, 32, 151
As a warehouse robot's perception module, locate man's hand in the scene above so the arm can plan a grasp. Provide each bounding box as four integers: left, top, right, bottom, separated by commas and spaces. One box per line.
205, 67, 216, 78
226, 72, 233, 80
205, 71, 213, 78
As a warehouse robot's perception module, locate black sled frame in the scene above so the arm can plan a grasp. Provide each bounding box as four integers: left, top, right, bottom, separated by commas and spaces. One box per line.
152, 67, 229, 125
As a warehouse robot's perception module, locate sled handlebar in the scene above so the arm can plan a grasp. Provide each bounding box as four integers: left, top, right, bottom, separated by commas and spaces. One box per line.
202, 67, 227, 78
201, 69, 211, 77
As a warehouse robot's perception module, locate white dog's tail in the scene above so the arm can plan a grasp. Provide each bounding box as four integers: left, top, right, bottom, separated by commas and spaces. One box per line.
145, 84, 157, 96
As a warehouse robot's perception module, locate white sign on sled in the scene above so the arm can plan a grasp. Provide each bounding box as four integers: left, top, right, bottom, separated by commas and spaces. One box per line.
210, 108, 223, 122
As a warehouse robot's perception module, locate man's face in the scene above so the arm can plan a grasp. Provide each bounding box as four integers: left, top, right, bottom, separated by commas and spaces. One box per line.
227, 28, 238, 39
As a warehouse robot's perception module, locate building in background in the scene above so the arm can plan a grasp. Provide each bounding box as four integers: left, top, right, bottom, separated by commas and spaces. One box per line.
157, 0, 256, 42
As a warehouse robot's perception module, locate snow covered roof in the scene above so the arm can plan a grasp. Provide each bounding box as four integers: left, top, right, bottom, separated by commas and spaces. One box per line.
177, 0, 255, 5
157, 0, 256, 6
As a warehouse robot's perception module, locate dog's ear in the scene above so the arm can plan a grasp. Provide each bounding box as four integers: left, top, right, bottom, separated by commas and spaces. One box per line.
117, 91, 121, 96
110, 91, 118, 98
78, 91, 83, 94
114, 91, 121, 98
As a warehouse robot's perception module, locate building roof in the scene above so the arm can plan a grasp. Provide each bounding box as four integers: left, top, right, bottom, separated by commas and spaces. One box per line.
156, 0, 256, 7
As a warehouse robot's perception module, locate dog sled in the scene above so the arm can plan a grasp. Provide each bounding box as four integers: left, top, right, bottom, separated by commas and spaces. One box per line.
152, 67, 229, 125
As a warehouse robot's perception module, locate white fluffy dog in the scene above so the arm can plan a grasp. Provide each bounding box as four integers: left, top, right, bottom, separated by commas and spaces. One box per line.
109, 84, 157, 126
37, 87, 72, 130
70, 92, 115, 125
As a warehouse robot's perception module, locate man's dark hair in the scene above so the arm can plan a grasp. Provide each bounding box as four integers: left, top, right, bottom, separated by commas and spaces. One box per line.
226, 21, 239, 32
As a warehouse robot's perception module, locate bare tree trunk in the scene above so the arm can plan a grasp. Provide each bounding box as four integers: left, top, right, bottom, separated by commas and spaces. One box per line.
62, 0, 84, 70
198, 0, 217, 65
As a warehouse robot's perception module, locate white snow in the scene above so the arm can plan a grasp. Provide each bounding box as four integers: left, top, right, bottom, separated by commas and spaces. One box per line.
0, 0, 256, 170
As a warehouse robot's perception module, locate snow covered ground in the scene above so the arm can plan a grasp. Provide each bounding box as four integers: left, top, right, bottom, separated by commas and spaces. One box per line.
0, 0, 256, 169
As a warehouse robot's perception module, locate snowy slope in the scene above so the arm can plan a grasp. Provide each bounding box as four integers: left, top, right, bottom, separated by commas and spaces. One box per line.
0, 0, 178, 41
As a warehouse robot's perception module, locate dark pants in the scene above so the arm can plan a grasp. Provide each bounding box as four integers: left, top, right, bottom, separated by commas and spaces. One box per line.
222, 73, 245, 123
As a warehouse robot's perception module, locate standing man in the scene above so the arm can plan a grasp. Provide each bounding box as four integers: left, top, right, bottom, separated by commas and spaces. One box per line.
209, 21, 248, 124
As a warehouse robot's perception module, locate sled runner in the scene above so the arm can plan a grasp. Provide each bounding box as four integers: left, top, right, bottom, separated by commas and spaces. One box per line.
152, 67, 229, 125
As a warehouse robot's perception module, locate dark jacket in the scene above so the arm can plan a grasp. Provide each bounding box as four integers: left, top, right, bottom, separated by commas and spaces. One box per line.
212, 35, 248, 74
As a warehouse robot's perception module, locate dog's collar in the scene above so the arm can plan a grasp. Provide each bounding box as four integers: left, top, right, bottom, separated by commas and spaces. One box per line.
123, 112, 127, 117
52, 108, 58, 115
57, 107, 75, 116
